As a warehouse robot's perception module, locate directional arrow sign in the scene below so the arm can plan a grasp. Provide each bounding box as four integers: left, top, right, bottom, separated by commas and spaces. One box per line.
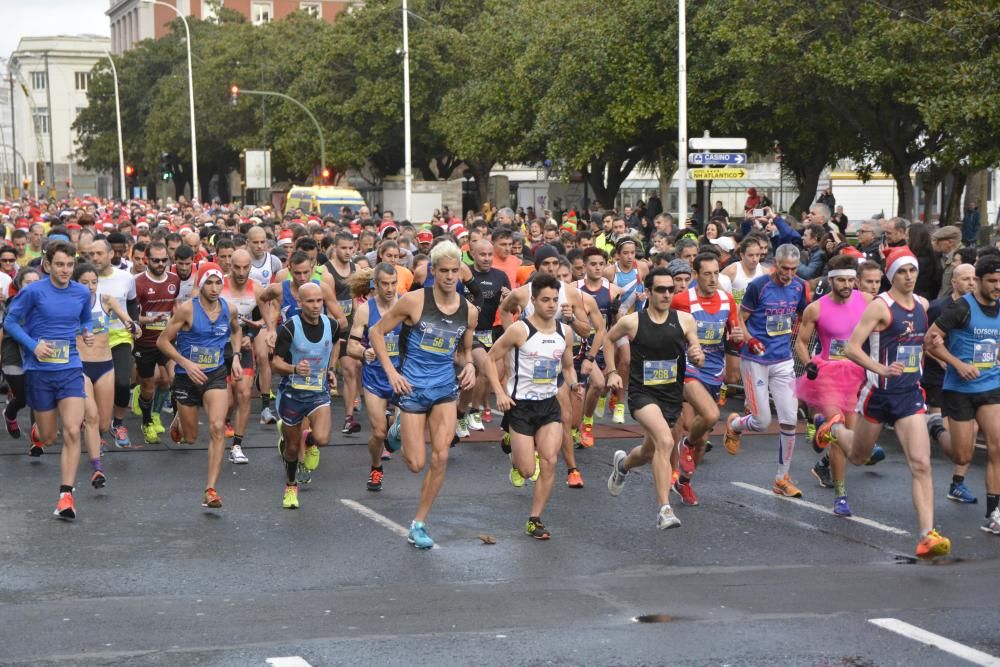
688, 137, 747, 151
688, 168, 748, 180
688, 152, 747, 166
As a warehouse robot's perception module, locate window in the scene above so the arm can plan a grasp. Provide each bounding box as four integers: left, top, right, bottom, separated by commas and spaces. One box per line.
251, 1, 273, 25
300, 2, 322, 18
75, 72, 90, 91
31, 71, 47, 90
33, 107, 50, 134
201, 0, 220, 22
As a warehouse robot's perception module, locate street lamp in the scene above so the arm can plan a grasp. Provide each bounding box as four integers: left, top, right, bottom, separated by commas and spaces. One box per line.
677, 0, 688, 224
402, 0, 412, 222
141, 0, 199, 202
105, 52, 126, 201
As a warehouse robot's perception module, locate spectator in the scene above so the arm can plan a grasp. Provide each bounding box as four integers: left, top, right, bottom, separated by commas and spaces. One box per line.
796, 224, 827, 279
855, 220, 881, 260
961, 201, 980, 247
816, 186, 836, 212
710, 200, 730, 220
932, 224, 963, 298
744, 187, 762, 213
831, 205, 849, 235
907, 223, 941, 300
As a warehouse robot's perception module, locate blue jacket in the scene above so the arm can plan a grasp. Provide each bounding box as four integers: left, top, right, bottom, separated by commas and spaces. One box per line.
741, 216, 801, 249
796, 247, 826, 280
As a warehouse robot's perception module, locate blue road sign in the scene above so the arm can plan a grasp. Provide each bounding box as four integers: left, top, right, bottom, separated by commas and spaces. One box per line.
687, 152, 747, 166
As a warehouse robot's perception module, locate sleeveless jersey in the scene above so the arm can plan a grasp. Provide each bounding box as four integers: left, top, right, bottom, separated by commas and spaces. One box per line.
815, 290, 866, 361
278, 314, 335, 398
731, 261, 766, 306
326, 259, 356, 320
506, 319, 567, 401
943, 292, 1000, 393
865, 293, 927, 392
88, 294, 110, 336
628, 309, 686, 409
523, 282, 567, 319
176, 297, 230, 375
249, 252, 281, 288
576, 278, 611, 355
175, 270, 196, 304
680, 287, 732, 386
361, 298, 401, 394
135, 271, 180, 347
400, 287, 468, 388
222, 277, 257, 333
614, 263, 644, 315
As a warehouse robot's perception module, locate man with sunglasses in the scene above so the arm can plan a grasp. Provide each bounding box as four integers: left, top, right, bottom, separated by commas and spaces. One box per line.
0, 246, 17, 296
606, 267, 704, 530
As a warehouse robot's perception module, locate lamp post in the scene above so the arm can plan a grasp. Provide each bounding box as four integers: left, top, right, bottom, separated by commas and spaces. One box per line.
142, 0, 199, 201
229, 86, 325, 178
402, 0, 412, 222
106, 52, 126, 200
677, 0, 688, 223
42, 52, 55, 189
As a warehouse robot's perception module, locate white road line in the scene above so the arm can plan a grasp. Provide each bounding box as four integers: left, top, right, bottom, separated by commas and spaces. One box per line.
340, 498, 410, 537
731, 482, 909, 536
266, 658, 313, 667
869, 618, 1000, 666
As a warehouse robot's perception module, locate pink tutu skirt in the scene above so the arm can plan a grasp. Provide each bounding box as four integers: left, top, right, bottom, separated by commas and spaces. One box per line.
796, 357, 865, 414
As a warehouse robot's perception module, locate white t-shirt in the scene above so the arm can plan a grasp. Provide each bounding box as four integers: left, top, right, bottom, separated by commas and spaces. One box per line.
97, 267, 137, 331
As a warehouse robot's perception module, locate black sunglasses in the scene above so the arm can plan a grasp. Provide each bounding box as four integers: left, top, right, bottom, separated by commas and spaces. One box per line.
148, 257, 169, 264
652, 285, 675, 294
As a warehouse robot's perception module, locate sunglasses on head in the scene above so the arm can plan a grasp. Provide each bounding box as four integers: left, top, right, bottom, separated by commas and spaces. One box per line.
651, 285, 675, 294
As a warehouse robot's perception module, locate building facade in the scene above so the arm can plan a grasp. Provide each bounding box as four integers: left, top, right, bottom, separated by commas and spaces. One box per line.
9, 36, 113, 199
108, 0, 363, 54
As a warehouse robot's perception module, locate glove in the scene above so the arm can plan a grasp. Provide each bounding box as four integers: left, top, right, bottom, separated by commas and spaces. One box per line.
745, 337, 766, 357
805, 361, 819, 380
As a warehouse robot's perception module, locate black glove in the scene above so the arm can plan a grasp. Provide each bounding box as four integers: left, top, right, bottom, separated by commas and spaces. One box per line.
805, 362, 819, 380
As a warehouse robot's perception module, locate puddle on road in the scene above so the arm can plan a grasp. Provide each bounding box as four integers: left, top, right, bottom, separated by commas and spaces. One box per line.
631, 614, 674, 623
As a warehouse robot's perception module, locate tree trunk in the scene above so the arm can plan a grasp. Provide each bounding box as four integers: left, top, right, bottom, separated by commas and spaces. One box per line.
892, 170, 914, 220
655, 148, 676, 206
585, 156, 639, 210
918, 173, 939, 224
465, 159, 492, 211
789, 166, 821, 221
943, 170, 967, 227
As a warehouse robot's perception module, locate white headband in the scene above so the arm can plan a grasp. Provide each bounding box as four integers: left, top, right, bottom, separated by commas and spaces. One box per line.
827, 269, 856, 279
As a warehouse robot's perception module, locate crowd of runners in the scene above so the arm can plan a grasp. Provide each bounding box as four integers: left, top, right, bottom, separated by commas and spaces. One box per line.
2, 195, 998, 558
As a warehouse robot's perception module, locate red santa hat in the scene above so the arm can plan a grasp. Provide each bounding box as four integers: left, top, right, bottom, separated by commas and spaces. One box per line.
884, 246, 918, 282
197, 262, 225, 288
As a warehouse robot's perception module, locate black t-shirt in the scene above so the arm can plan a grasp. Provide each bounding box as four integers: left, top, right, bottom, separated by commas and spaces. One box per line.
274, 315, 340, 365
470, 267, 510, 331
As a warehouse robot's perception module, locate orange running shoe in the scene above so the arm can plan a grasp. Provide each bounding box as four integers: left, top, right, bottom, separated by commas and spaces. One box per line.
225, 421, 235, 438
773, 475, 803, 498
202, 488, 222, 508
915, 529, 951, 559
54, 491, 76, 520
29, 423, 45, 457
814, 413, 844, 450
724, 413, 742, 455
566, 469, 584, 488
580, 422, 595, 448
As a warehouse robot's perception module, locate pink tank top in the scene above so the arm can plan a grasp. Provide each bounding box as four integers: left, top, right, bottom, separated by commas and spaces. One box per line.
816, 290, 867, 361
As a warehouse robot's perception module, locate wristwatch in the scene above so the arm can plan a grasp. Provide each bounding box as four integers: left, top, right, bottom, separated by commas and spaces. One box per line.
585, 354, 596, 362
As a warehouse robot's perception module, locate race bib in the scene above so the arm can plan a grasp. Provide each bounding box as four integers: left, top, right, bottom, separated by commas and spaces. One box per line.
896, 345, 921, 373
190, 345, 221, 369
146, 312, 170, 331
418, 324, 459, 355
475, 329, 494, 348
828, 338, 848, 361
38, 339, 70, 364
732, 288, 746, 305
90, 314, 109, 335
339, 299, 353, 317
531, 358, 559, 384
765, 313, 792, 336
385, 332, 399, 358
972, 341, 998, 369
696, 320, 725, 346
643, 359, 678, 386
290, 358, 324, 391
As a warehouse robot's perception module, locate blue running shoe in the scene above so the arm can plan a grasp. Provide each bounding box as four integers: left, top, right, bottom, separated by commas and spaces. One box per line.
811, 414, 826, 453
833, 495, 852, 517
864, 445, 886, 466
408, 520, 434, 549
386, 414, 402, 453
947, 481, 978, 504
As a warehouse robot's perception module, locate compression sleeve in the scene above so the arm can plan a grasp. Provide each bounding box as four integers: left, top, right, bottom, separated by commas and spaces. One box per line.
463, 278, 483, 310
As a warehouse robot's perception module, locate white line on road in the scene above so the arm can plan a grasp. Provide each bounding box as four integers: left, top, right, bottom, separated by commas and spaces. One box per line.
731, 482, 909, 535
340, 498, 440, 548
869, 618, 1000, 666
266, 658, 313, 667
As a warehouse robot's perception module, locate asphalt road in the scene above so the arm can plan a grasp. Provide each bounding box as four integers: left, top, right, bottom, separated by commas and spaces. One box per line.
1, 396, 997, 667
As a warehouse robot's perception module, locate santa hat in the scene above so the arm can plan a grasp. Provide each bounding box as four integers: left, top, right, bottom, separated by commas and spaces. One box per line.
277, 229, 294, 246
197, 262, 225, 288
885, 246, 918, 282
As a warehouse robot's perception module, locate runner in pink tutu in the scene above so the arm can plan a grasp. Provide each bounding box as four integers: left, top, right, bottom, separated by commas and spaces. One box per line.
794, 254, 872, 517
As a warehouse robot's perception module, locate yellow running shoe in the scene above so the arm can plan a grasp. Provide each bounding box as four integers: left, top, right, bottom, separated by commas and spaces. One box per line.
282, 484, 299, 509
304, 444, 320, 471
141, 421, 160, 445
151, 413, 165, 434
131, 386, 142, 416
530, 451, 540, 482
594, 395, 607, 418
612, 403, 625, 424
509, 465, 525, 488
916, 529, 951, 559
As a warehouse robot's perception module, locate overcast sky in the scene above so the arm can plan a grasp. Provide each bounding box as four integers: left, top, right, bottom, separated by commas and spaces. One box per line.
1, 0, 110, 59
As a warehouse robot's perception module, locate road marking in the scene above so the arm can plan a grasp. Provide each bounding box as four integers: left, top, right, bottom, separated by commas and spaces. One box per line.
869, 618, 1000, 666
266, 658, 313, 667
340, 498, 440, 549
731, 482, 909, 535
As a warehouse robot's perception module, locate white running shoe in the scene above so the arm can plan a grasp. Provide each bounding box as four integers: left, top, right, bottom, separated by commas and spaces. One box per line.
229, 444, 249, 464
467, 410, 485, 431
260, 407, 277, 425
607, 449, 628, 496
456, 417, 470, 438
656, 504, 681, 530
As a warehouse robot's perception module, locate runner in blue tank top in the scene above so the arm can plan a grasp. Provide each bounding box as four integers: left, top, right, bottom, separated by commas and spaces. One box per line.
817, 247, 951, 559
925, 255, 1000, 536
347, 263, 403, 493
574, 247, 620, 447
271, 282, 340, 510
370, 242, 479, 550
158, 263, 242, 511
258, 251, 347, 340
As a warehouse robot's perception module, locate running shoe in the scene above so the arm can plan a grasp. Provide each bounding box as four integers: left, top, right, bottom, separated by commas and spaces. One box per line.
806, 420, 816, 448
467, 410, 485, 431
915, 529, 951, 559
677, 436, 696, 477
5, 412, 20, 439
482, 408, 493, 423
580, 421, 595, 448
864, 445, 886, 466
456, 416, 470, 439
724, 413, 742, 455
813, 413, 843, 450
671, 480, 699, 506
386, 414, 402, 452
499, 430, 511, 454
811, 460, 833, 488
202, 488, 222, 508
162, 395, 174, 413
29, 423, 45, 457
509, 464, 525, 488
342, 414, 361, 435
571, 427, 581, 448
131, 385, 142, 416
381, 446, 392, 461
612, 402, 626, 424
566, 469, 584, 488
169, 417, 182, 444
260, 406, 277, 425
947, 481, 978, 504
530, 451, 540, 482
810, 414, 826, 453
833, 495, 852, 517
607, 449, 628, 496
296, 462, 312, 485
408, 520, 434, 549
981, 509, 1000, 535
142, 422, 160, 445
151, 413, 166, 434
282, 484, 299, 509
773, 475, 803, 498
113, 424, 131, 449
525, 518, 551, 540
608, 392, 618, 414
304, 443, 320, 471
367, 468, 384, 492
594, 395, 607, 418
229, 444, 249, 464
656, 504, 681, 530
91, 470, 107, 489
716, 384, 728, 407
54, 491, 76, 520
225, 421, 235, 438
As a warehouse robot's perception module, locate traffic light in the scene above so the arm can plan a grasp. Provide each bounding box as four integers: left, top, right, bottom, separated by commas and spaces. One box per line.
320, 166, 331, 184
159, 153, 173, 181
230, 85, 239, 107
125, 164, 135, 178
